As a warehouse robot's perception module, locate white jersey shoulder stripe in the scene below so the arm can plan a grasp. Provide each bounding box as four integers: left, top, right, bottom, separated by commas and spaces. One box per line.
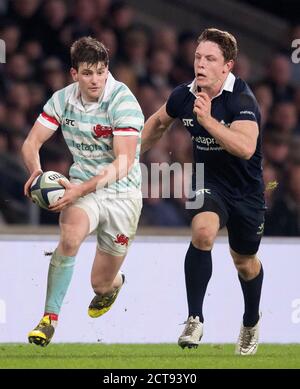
113, 127, 139, 136
37, 112, 59, 131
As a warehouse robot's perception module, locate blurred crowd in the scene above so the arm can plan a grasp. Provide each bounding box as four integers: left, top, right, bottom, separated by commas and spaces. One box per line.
0, 0, 300, 235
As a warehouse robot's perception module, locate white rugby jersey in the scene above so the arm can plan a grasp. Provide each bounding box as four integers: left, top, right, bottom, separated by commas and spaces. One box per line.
37, 73, 144, 193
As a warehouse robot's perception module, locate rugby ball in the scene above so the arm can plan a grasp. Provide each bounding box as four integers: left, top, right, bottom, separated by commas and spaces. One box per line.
30, 171, 69, 210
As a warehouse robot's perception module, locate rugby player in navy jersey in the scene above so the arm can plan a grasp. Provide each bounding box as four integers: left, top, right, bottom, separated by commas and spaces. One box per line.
142, 28, 265, 355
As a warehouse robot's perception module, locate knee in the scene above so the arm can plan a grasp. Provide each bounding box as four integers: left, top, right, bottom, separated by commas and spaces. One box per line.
59, 235, 83, 256
193, 227, 216, 250
231, 250, 259, 279
235, 259, 252, 276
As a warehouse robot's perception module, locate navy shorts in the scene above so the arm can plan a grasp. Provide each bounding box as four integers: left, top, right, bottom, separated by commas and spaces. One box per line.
189, 187, 265, 256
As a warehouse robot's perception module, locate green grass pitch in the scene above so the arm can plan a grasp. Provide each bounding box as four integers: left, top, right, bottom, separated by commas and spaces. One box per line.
1, 344, 300, 368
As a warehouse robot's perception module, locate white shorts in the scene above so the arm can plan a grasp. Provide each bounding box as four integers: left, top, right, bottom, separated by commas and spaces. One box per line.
73, 190, 142, 256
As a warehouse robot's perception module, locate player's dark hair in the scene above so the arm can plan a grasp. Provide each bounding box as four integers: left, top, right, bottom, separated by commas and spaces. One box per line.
198, 28, 238, 62
70, 37, 109, 70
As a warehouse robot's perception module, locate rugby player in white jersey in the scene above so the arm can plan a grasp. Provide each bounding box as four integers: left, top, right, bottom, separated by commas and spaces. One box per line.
22, 37, 144, 346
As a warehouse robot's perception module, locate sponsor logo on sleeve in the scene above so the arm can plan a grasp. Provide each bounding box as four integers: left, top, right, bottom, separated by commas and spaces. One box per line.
239, 110, 256, 118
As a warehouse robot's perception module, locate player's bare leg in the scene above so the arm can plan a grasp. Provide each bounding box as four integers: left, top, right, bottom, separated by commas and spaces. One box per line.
231, 249, 263, 355
28, 207, 89, 346
88, 248, 126, 318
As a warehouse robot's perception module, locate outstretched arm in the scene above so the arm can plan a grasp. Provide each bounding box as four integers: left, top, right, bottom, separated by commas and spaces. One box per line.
141, 103, 175, 154
21, 121, 56, 197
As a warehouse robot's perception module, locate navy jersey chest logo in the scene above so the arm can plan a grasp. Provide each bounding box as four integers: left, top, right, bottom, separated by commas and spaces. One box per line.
182, 118, 194, 127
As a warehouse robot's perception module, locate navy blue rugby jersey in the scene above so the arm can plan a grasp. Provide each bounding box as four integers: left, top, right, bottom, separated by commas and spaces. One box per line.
166, 73, 264, 199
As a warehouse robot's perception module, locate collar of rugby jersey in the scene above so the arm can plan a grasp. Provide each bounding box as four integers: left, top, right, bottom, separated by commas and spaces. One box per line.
188, 71, 236, 100
69, 72, 117, 112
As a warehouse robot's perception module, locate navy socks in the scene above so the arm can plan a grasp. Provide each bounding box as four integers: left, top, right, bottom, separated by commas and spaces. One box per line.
184, 242, 212, 322
239, 263, 264, 327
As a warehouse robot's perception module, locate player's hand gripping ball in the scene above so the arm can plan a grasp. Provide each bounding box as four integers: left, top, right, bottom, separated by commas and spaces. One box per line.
30, 171, 69, 210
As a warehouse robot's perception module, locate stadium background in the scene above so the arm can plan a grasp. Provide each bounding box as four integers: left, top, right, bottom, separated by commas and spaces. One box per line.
1, 0, 300, 369
0, 0, 300, 235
